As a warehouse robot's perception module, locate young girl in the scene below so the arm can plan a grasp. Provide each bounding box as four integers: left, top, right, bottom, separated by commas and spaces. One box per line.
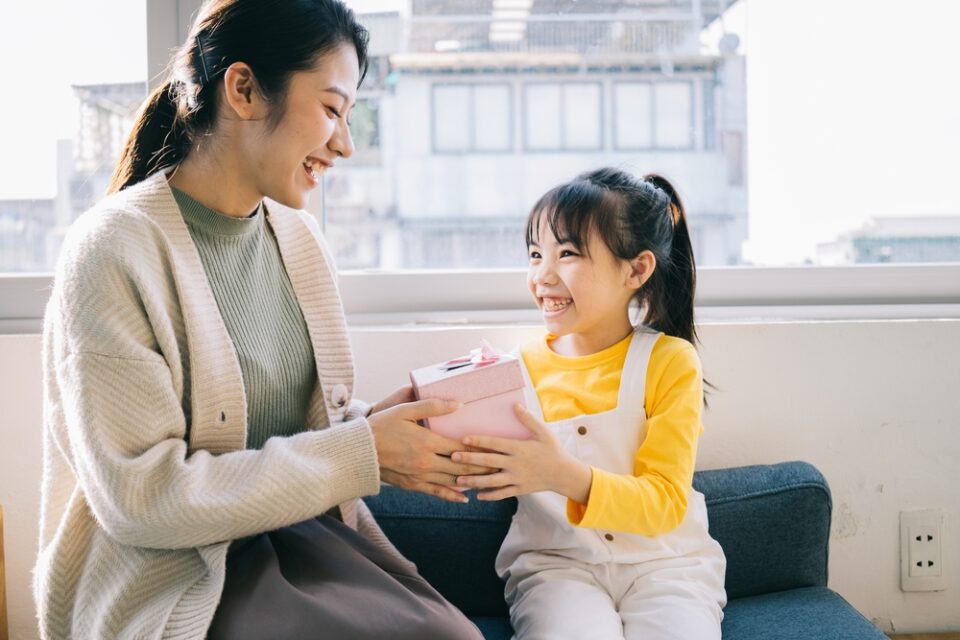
453, 167, 727, 639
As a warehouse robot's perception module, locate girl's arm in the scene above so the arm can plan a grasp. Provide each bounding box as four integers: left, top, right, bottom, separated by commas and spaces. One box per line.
567, 340, 703, 536
454, 337, 703, 537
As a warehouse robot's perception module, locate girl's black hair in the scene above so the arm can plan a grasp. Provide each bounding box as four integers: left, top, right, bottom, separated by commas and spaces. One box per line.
525, 167, 699, 347
109, 0, 369, 194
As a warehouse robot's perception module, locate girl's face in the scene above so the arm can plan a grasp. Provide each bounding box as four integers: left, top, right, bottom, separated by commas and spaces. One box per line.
252, 43, 359, 210
527, 217, 640, 354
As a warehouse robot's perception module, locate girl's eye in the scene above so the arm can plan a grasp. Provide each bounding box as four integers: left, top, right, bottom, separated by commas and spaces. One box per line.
560, 249, 579, 258
528, 251, 541, 260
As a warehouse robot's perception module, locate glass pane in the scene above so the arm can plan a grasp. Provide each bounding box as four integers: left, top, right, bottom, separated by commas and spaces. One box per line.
524, 84, 562, 150
473, 85, 512, 152
432, 85, 471, 152
0, 0, 146, 272
615, 83, 653, 149
654, 82, 693, 149
563, 83, 602, 150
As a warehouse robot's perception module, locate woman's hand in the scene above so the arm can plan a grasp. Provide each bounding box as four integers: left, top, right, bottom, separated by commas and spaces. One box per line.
367, 385, 416, 416
451, 405, 593, 502
367, 398, 494, 503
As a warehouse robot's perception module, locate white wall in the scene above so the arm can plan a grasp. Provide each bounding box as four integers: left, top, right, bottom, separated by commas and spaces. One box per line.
2, 320, 958, 638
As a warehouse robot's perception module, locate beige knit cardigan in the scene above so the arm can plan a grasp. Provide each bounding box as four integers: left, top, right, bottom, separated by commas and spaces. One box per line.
35, 170, 405, 639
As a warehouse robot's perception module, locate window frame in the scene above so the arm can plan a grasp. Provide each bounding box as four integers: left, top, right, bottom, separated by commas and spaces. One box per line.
2, 2, 959, 334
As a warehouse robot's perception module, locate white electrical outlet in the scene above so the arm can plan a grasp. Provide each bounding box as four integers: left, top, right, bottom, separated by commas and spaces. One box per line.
900, 509, 946, 592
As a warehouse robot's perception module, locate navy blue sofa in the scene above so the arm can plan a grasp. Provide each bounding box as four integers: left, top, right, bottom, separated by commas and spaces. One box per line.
365, 461, 887, 639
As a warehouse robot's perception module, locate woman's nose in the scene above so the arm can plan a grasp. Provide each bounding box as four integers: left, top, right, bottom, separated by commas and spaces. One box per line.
329, 120, 355, 159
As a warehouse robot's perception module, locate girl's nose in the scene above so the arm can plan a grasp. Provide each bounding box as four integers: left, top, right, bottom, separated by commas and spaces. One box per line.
532, 261, 557, 286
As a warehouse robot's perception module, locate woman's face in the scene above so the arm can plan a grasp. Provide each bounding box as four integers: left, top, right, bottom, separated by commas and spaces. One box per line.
253, 43, 359, 210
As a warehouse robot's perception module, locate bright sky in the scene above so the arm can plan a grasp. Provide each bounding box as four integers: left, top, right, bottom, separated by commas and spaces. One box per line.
1, 0, 958, 264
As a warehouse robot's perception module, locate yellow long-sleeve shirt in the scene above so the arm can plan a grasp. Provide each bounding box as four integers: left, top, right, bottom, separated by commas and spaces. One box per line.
520, 331, 704, 537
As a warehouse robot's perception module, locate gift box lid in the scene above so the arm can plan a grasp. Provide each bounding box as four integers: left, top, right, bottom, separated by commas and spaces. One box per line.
410, 350, 525, 405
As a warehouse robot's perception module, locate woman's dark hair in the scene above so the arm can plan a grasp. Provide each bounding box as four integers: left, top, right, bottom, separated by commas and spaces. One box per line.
109, 0, 369, 193
525, 167, 699, 347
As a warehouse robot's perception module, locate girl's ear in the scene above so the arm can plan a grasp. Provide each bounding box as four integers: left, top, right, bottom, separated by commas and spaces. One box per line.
221, 62, 268, 121
626, 250, 656, 290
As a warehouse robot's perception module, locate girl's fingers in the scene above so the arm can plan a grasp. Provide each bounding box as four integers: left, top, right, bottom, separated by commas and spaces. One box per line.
476, 486, 517, 501
450, 451, 507, 468
460, 434, 518, 453
513, 404, 549, 436
456, 471, 510, 489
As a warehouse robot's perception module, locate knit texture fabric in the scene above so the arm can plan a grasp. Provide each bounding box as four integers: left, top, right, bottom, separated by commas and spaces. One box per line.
171, 187, 316, 449
35, 170, 397, 639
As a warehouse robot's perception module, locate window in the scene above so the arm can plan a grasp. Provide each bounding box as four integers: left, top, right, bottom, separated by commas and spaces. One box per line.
432, 83, 512, 153
2, 0, 959, 330
0, 0, 146, 273
523, 82, 602, 151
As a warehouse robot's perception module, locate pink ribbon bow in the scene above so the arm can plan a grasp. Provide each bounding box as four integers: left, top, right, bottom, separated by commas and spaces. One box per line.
441, 340, 500, 371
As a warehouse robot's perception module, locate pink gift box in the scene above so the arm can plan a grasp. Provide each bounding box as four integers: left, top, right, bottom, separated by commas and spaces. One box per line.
410, 343, 532, 441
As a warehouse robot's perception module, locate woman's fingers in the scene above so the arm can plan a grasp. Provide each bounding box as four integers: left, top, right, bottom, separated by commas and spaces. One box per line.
395, 398, 461, 421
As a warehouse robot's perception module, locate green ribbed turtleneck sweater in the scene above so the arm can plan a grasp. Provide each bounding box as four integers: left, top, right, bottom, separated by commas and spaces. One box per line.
172, 187, 317, 449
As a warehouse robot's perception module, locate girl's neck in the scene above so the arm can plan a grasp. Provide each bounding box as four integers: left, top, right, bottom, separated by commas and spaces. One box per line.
549, 319, 635, 357
168, 145, 262, 219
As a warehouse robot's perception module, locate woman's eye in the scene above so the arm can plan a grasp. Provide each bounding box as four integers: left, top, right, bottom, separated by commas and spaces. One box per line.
326, 106, 342, 119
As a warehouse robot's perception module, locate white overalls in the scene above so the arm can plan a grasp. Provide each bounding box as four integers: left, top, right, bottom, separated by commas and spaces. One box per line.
497, 329, 727, 640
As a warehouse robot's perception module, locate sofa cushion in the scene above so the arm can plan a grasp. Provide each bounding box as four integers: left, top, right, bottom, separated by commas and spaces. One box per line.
721, 587, 887, 640
364, 486, 516, 616
365, 461, 832, 614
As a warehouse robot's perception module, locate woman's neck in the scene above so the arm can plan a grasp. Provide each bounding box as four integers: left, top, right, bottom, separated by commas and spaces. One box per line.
168, 146, 262, 219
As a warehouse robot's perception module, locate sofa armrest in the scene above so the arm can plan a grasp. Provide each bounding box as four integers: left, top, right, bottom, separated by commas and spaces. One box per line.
694, 461, 832, 599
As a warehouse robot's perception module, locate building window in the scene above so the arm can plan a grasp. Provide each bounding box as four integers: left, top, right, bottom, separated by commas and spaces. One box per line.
614, 81, 694, 150
523, 82, 602, 151
432, 83, 512, 153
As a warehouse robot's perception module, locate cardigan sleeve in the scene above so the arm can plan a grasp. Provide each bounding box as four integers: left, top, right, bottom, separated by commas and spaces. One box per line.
45, 208, 381, 550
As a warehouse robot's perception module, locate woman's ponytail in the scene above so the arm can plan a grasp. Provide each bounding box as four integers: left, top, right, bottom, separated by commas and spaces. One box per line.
107, 0, 370, 195
640, 173, 698, 347
108, 80, 189, 194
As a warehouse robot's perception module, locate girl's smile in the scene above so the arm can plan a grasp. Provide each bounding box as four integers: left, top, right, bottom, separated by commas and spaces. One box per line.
528, 221, 643, 356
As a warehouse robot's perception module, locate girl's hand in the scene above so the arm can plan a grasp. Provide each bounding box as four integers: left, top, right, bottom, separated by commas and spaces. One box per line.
368, 398, 494, 503
452, 405, 593, 503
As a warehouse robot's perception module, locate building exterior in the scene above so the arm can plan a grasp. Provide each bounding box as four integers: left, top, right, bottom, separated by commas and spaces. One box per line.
1, 1, 747, 272
817, 216, 960, 264
322, 0, 748, 268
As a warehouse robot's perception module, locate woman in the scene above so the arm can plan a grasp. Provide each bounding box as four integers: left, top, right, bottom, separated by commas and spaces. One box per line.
35, 1, 486, 638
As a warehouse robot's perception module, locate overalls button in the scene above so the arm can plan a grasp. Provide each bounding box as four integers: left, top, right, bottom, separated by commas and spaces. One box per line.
331, 384, 349, 408
577, 425, 588, 435
604, 533, 614, 542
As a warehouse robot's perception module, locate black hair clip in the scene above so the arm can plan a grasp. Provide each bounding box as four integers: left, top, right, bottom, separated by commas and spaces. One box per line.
195, 34, 211, 84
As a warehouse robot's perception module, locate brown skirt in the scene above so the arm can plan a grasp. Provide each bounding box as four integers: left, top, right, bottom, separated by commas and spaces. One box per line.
208, 514, 482, 640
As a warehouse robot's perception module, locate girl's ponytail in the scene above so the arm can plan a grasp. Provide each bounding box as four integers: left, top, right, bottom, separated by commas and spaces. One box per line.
108, 80, 188, 194
641, 173, 698, 347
